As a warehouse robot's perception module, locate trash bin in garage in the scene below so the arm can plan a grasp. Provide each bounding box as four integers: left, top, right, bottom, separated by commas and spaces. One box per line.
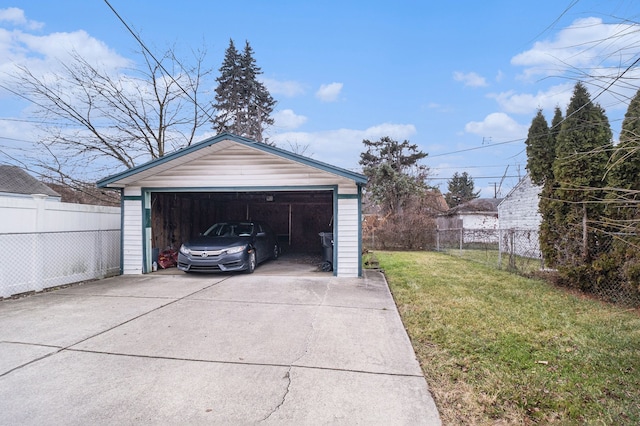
319, 232, 333, 272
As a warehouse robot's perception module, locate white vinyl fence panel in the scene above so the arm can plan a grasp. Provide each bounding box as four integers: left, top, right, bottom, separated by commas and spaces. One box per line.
0, 195, 121, 298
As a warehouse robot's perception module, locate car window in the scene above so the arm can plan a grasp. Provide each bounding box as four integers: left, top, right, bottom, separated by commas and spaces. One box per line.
235, 223, 253, 236
203, 222, 254, 237
203, 223, 227, 236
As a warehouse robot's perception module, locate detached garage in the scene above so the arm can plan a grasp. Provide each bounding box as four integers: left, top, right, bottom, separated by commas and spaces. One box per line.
97, 133, 367, 277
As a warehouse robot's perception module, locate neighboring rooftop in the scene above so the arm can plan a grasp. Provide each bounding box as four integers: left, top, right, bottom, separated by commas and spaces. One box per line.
442, 198, 503, 216
0, 165, 61, 198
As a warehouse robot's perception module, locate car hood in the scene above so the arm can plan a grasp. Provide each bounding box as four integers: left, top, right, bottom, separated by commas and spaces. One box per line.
183, 235, 252, 250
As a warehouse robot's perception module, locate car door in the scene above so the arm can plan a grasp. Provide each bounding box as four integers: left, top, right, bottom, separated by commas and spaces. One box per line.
254, 223, 270, 263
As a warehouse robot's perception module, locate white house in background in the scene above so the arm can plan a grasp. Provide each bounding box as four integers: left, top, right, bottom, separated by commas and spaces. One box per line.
497, 174, 543, 259
437, 198, 502, 230
437, 198, 502, 244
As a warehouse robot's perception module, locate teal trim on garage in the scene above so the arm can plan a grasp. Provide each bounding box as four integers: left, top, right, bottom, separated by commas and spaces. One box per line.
139, 185, 341, 275
119, 189, 124, 275
334, 185, 339, 277
358, 185, 363, 277
337, 193, 360, 199
123, 195, 142, 201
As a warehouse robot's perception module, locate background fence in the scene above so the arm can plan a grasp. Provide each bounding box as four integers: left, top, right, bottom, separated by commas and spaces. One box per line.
364, 227, 640, 307
0, 230, 121, 298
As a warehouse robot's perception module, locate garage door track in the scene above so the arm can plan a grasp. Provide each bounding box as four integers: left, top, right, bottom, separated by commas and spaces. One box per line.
0, 268, 440, 425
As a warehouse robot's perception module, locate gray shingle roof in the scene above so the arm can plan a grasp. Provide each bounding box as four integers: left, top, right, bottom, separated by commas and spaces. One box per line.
0, 165, 60, 197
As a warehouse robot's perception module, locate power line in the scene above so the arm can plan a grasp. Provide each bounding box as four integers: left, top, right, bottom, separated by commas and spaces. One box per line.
102, 0, 215, 123
427, 137, 526, 158
428, 175, 521, 181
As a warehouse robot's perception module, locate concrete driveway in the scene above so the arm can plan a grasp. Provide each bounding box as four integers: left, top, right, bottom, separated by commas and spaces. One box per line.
0, 259, 440, 425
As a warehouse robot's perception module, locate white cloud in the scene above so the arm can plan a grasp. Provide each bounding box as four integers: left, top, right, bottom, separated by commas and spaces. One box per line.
0, 27, 130, 84
512, 17, 640, 81
315, 82, 343, 102
453, 71, 488, 87
273, 109, 307, 130
0, 7, 44, 30
262, 77, 305, 97
488, 83, 574, 115
464, 112, 528, 140
271, 123, 416, 169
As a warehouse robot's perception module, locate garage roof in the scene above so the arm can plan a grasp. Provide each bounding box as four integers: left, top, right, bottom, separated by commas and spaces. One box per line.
97, 133, 367, 188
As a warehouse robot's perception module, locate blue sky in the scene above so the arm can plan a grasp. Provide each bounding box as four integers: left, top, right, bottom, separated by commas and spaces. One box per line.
1, 1, 639, 197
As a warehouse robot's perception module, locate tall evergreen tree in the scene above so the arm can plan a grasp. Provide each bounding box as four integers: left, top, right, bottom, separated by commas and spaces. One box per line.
550, 106, 564, 142
444, 172, 480, 208
606, 89, 640, 231
212, 40, 275, 142
525, 109, 553, 186
531, 106, 564, 266
551, 82, 613, 265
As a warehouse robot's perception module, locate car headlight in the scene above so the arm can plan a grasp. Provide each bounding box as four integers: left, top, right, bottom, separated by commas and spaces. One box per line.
226, 245, 247, 255
179, 244, 191, 255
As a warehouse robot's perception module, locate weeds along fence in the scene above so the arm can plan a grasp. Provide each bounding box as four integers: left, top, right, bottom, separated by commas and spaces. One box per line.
364, 227, 640, 307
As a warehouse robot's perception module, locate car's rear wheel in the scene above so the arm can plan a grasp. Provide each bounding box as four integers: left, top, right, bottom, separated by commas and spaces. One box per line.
246, 251, 256, 274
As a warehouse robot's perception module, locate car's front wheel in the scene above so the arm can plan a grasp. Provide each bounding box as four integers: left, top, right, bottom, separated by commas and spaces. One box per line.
246, 251, 256, 274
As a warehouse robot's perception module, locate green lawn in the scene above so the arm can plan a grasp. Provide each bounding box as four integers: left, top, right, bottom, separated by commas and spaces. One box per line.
372, 250, 640, 425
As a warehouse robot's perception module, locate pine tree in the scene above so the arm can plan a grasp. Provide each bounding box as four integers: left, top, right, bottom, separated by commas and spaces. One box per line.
525, 109, 553, 186
444, 172, 480, 208
534, 107, 564, 266
551, 82, 612, 265
602, 88, 640, 238
213, 40, 242, 135
240, 42, 275, 142
212, 40, 275, 142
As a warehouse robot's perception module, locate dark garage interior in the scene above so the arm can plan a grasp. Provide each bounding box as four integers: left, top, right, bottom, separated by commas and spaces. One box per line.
150, 190, 334, 256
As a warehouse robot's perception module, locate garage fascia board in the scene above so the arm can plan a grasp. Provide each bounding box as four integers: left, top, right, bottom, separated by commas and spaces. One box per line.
97, 133, 367, 188
140, 185, 338, 193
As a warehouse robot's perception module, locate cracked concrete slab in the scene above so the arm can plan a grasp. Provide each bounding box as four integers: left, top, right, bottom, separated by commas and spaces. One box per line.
70, 298, 318, 365
0, 292, 175, 347
0, 350, 291, 425
262, 366, 441, 424
0, 268, 441, 424
0, 342, 59, 375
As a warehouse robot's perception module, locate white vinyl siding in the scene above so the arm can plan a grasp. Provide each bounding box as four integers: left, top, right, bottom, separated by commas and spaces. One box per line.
498, 175, 542, 258
133, 144, 355, 189
122, 187, 143, 274
336, 197, 360, 277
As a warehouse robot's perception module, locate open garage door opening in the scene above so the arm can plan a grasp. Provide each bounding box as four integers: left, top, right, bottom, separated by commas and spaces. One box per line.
150, 190, 334, 263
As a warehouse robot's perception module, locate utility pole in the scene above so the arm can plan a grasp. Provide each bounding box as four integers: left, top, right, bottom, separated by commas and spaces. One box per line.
489, 182, 498, 198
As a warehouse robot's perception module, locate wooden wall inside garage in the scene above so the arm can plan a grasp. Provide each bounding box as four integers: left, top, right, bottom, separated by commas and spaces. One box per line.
150, 191, 333, 254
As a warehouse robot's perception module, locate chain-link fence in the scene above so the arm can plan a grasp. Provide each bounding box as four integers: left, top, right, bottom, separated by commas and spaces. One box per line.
0, 229, 120, 298
364, 226, 640, 307
433, 228, 544, 275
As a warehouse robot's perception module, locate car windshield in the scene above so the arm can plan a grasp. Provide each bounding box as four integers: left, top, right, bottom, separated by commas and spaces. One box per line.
203, 222, 254, 237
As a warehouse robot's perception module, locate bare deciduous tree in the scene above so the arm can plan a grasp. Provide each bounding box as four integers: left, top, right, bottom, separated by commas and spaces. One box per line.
4, 46, 214, 182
